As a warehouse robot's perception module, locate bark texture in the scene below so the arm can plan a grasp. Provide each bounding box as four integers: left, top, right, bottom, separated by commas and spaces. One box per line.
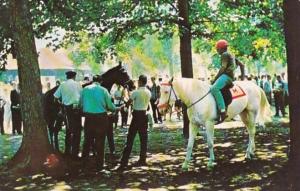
9, 0, 51, 174
283, 0, 300, 190
178, 0, 193, 139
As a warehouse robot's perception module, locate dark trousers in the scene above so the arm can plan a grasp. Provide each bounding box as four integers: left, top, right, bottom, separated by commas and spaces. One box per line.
150, 99, 161, 123
11, 108, 22, 134
48, 113, 64, 151
120, 110, 148, 165
114, 106, 128, 127
107, 117, 115, 154
82, 113, 108, 168
65, 106, 82, 157
121, 107, 128, 126
0, 110, 4, 134
274, 91, 285, 116
265, 92, 272, 105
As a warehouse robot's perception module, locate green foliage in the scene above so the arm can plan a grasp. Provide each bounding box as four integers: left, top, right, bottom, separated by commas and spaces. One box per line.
66, 29, 181, 77
0, 0, 286, 75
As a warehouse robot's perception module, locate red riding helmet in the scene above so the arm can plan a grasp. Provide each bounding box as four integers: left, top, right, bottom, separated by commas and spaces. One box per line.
216, 40, 228, 49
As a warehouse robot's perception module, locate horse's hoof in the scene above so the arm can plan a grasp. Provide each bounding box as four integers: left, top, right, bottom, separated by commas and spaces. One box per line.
182, 162, 188, 171
245, 154, 253, 161
207, 161, 216, 170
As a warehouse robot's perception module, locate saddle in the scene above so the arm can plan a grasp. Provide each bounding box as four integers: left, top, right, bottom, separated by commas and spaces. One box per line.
221, 82, 246, 109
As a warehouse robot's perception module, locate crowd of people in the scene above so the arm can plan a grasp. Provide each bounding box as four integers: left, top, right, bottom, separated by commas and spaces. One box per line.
0, 66, 289, 173
49, 71, 158, 171
0, 82, 22, 135
247, 72, 289, 117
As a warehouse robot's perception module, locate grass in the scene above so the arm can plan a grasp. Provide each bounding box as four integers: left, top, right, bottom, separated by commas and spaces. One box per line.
0, 116, 291, 191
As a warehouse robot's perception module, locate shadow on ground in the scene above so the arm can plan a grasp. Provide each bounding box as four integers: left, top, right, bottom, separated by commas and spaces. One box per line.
0, 118, 290, 191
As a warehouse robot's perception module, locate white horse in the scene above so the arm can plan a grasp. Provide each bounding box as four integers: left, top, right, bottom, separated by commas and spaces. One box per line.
158, 78, 272, 170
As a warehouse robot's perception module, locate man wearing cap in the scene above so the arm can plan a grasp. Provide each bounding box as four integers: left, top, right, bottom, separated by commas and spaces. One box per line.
54, 70, 82, 158
81, 75, 120, 170
211, 40, 237, 123
117, 75, 151, 171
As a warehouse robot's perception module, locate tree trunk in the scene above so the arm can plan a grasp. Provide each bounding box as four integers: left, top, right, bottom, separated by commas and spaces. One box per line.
178, 0, 193, 78
10, 0, 52, 174
283, 0, 300, 190
178, 0, 193, 139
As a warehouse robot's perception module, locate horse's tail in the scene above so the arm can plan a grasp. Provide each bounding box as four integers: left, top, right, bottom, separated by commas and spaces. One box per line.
257, 87, 273, 126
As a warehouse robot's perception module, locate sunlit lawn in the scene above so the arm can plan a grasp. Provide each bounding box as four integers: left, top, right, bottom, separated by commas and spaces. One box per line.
0, 115, 290, 191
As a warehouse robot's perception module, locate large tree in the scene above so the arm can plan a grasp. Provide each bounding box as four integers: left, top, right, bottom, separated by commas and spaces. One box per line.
8, 0, 51, 173
283, 0, 300, 190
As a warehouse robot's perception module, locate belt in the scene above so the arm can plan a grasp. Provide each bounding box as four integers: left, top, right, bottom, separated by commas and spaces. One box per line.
84, 112, 107, 117
133, 110, 146, 113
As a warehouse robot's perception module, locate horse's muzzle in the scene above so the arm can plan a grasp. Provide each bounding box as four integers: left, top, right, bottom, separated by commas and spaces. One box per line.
158, 103, 169, 115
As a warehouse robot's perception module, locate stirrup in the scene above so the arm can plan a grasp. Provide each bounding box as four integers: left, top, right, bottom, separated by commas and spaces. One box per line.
215, 112, 228, 124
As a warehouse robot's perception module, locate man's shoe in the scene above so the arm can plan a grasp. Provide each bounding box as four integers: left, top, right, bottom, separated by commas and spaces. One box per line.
96, 165, 104, 172
116, 164, 128, 172
133, 160, 147, 167
220, 112, 227, 122
216, 112, 228, 124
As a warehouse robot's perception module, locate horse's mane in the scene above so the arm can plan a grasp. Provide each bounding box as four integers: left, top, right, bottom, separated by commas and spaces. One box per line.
100, 64, 128, 91
100, 64, 124, 78
173, 77, 210, 91
170, 78, 211, 105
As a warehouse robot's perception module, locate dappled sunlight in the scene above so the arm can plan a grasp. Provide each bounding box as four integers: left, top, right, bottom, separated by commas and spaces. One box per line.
215, 121, 245, 129
14, 185, 27, 190
50, 181, 72, 191
233, 186, 262, 191
148, 153, 173, 163
31, 174, 44, 180
148, 188, 169, 191
116, 188, 142, 191
215, 142, 233, 148
0, 118, 290, 190
126, 182, 142, 187
230, 155, 245, 163
231, 173, 262, 184
177, 183, 204, 190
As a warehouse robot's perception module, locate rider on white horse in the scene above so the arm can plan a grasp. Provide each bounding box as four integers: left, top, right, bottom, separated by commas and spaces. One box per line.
211, 40, 244, 123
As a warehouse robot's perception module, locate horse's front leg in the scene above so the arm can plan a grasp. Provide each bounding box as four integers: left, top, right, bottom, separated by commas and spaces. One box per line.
54, 130, 59, 151
205, 121, 215, 168
182, 123, 198, 171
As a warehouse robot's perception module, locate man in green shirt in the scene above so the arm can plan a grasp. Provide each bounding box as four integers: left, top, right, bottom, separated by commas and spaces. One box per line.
81, 75, 120, 171
211, 40, 237, 123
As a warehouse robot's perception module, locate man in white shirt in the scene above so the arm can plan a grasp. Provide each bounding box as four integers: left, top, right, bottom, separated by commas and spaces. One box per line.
118, 75, 151, 171
54, 70, 82, 158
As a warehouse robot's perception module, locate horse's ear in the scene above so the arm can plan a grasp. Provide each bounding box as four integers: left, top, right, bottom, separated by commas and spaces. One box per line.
118, 61, 122, 66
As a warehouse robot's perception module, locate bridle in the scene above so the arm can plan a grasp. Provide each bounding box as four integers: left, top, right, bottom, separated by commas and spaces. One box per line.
158, 81, 211, 112
158, 82, 178, 112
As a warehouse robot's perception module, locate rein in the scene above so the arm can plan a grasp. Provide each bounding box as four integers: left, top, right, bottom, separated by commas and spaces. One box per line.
161, 82, 211, 112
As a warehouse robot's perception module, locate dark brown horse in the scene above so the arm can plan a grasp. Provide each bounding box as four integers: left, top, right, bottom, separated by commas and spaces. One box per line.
44, 64, 135, 151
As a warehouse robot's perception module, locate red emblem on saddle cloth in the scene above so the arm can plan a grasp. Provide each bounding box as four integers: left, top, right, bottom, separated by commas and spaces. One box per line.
230, 85, 246, 99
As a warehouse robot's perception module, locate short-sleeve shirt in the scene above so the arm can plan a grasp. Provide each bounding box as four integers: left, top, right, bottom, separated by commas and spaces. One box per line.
150, 83, 160, 100
220, 52, 236, 79
54, 79, 82, 106
114, 89, 124, 105
274, 81, 283, 91
130, 87, 151, 111
81, 83, 116, 114
263, 81, 272, 93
